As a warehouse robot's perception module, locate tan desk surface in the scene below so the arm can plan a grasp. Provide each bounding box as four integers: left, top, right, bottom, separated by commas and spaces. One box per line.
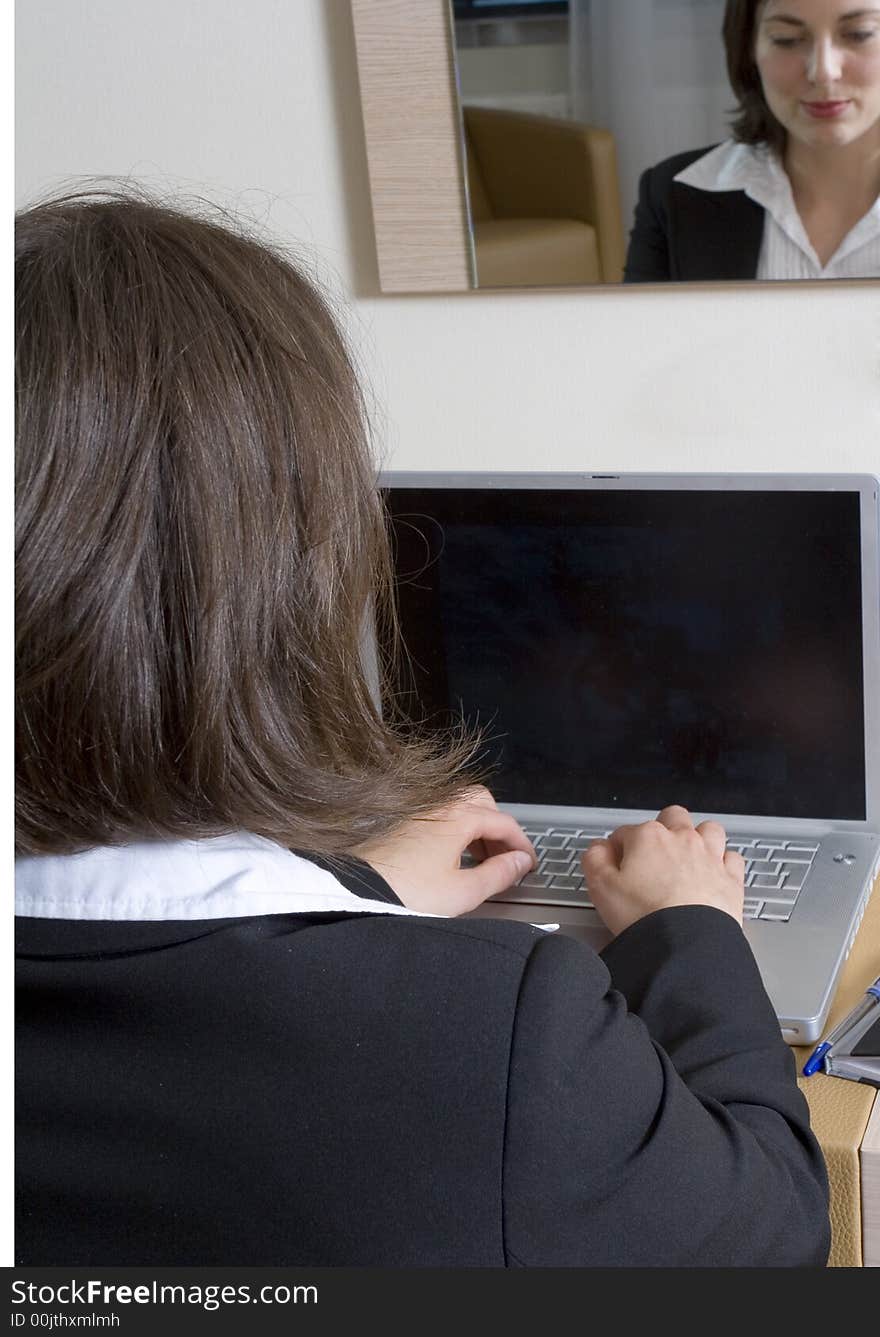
794, 876, 879, 1268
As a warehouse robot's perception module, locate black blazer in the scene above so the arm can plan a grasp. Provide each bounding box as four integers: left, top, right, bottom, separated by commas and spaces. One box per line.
624, 146, 766, 283
15, 859, 830, 1267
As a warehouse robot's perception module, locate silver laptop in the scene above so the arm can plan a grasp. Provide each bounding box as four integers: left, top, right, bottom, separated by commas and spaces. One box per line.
379, 472, 880, 1045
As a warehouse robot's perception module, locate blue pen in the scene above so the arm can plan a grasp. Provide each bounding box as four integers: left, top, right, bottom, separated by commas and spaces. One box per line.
802, 975, 880, 1076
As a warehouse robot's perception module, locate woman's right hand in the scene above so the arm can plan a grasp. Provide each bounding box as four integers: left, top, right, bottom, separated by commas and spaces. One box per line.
356, 785, 536, 917
582, 805, 745, 938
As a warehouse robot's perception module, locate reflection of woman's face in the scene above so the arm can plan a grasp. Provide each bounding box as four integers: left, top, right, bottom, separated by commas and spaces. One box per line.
755, 0, 880, 149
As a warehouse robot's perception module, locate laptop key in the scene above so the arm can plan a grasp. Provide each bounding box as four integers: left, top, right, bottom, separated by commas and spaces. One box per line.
749, 872, 788, 891
517, 872, 552, 890
539, 861, 575, 878
548, 874, 584, 890
779, 866, 808, 890
761, 898, 796, 915
758, 887, 796, 903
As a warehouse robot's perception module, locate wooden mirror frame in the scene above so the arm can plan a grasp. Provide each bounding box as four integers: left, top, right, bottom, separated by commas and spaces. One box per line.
351, 0, 474, 293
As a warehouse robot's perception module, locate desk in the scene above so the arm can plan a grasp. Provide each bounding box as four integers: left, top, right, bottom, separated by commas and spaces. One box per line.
795, 876, 879, 1267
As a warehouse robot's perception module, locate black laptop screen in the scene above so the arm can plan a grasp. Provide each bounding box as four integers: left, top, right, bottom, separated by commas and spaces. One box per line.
382, 487, 866, 822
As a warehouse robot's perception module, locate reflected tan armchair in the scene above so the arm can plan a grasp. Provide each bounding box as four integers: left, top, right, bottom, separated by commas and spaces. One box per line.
462, 105, 625, 288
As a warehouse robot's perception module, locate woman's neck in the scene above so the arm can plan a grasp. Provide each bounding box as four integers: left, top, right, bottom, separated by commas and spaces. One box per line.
783, 129, 880, 216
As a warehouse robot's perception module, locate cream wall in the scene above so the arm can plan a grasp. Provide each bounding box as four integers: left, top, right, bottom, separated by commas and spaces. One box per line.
15, 0, 879, 475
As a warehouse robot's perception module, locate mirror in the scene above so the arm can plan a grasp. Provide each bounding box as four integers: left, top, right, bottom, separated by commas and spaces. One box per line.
351, 0, 880, 293
453, 0, 880, 287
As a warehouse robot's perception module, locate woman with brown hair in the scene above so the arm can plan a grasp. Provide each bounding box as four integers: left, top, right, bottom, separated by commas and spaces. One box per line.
15, 189, 830, 1266
624, 0, 880, 281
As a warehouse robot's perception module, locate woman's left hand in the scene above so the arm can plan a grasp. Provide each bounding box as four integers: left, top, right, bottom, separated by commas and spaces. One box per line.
356, 786, 536, 916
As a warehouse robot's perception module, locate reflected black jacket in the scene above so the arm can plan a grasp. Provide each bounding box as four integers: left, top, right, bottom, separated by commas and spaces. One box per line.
623, 146, 765, 283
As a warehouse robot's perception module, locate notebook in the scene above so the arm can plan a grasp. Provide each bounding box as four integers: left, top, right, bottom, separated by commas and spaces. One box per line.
378, 472, 880, 1045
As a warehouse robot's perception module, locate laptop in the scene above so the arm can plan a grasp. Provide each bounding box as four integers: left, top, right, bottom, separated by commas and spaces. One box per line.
378, 472, 880, 1045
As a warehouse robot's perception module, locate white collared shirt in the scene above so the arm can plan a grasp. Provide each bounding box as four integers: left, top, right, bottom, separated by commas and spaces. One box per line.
15, 830, 559, 931
674, 139, 880, 280
14, 831, 434, 922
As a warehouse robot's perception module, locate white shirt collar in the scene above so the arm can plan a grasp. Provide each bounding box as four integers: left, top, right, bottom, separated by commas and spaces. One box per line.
14, 831, 435, 922
673, 140, 778, 197
674, 139, 880, 273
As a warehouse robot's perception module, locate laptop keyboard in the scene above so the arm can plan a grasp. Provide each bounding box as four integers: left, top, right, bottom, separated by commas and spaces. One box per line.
489, 827, 819, 922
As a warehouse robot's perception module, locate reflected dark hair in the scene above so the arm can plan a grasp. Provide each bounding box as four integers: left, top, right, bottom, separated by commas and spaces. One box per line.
15, 188, 477, 855
724, 0, 786, 154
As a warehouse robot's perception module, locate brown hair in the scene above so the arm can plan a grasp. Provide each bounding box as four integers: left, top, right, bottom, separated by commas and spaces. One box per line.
724, 0, 787, 154
15, 188, 476, 856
